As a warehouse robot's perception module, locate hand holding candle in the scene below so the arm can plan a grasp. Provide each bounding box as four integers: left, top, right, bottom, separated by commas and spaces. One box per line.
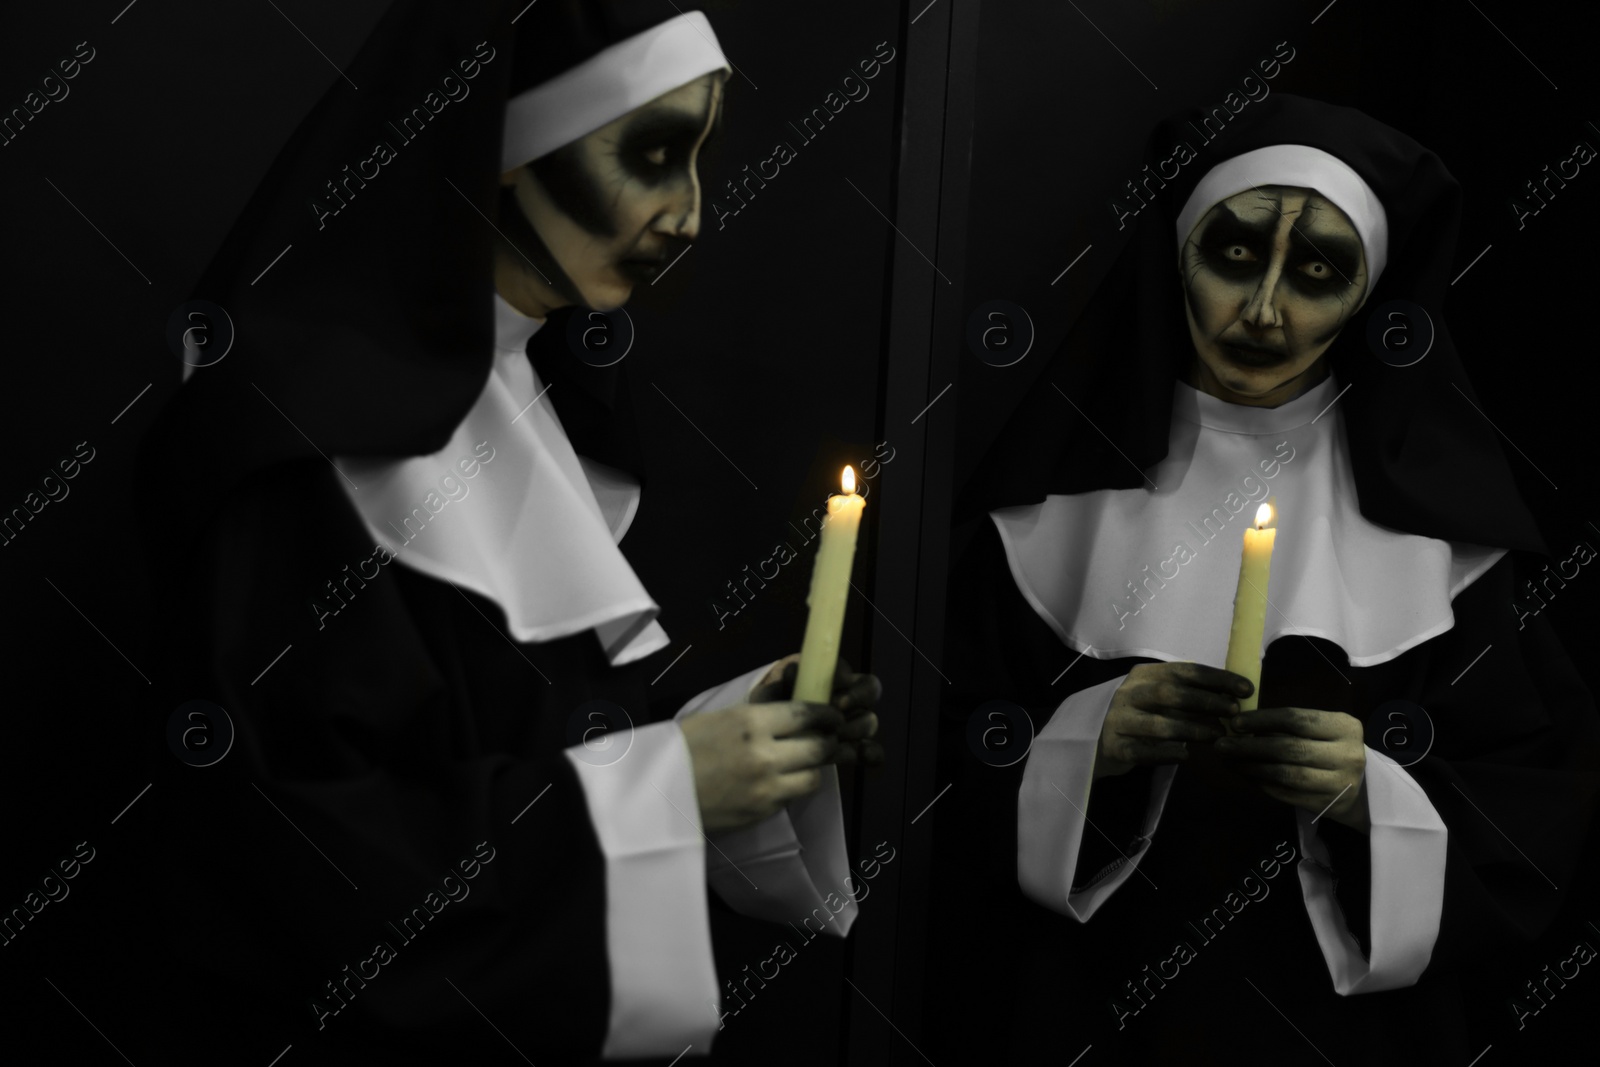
748, 655, 885, 766
1223, 499, 1277, 732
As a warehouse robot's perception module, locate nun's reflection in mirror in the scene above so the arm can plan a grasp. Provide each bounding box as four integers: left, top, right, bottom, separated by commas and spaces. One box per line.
936, 94, 1600, 1066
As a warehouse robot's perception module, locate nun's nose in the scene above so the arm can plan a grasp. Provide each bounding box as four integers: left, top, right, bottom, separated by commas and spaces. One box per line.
1238, 191, 1312, 331
1240, 263, 1286, 328
657, 167, 703, 243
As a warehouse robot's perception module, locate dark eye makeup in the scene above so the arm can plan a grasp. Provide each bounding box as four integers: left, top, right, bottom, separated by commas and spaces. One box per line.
616, 110, 712, 183
1284, 228, 1360, 291
1197, 214, 1271, 277
1195, 206, 1360, 294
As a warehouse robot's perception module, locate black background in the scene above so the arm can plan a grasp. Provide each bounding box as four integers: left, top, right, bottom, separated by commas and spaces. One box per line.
1, 0, 1596, 1063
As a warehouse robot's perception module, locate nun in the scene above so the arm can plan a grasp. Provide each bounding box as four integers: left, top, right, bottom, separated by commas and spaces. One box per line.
929, 95, 1600, 1063
135, 2, 879, 1063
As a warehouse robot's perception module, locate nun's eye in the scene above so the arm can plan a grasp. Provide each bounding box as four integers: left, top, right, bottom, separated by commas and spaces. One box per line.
643, 146, 669, 167
1199, 231, 1266, 274
1291, 259, 1349, 290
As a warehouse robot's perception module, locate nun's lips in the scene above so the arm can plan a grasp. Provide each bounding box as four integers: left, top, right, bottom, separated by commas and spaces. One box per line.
616, 257, 665, 284
1220, 340, 1289, 367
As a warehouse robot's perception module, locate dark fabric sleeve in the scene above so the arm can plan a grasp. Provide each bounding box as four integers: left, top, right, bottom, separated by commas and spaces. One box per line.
1318, 817, 1374, 959
150, 460, 614, 1063
1072, 765, 1160, 891
942, 518, 1155, 886
1391, 552, 1600, 972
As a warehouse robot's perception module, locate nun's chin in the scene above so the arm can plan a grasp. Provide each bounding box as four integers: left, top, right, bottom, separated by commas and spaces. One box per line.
579, 277, 634, 312
1206, 370, 1262, 396
1223, 366, 1293, 395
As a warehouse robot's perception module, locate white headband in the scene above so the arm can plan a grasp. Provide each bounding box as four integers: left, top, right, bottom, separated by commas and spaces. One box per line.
1174, 144, 1389, 291
500, 11, 731, 171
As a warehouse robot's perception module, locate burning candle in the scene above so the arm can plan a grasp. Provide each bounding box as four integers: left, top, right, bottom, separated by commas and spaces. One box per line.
794, 466, 866, 703
1224, 500, 1277, 724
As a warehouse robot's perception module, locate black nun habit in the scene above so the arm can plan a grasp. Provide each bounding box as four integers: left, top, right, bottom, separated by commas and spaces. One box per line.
926, 95, 1600, 1065
133, 3, 853, 1064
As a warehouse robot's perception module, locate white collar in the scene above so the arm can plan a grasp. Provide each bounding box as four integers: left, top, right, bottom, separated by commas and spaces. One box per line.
334, 291, 668, 665
990, 375, 1504, 669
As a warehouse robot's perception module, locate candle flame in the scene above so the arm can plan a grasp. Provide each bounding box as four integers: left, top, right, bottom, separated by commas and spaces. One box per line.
841, 465, 857, 495
1255, 502, 1273, 529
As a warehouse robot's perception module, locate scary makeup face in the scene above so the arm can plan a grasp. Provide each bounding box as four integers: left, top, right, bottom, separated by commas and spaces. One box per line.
1180, 185, 1370, 406
496, 71, 726, 315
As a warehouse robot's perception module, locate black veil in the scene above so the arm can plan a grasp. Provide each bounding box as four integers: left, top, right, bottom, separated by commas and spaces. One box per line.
958, 93, 1545, 556
137, 0, 689, 576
